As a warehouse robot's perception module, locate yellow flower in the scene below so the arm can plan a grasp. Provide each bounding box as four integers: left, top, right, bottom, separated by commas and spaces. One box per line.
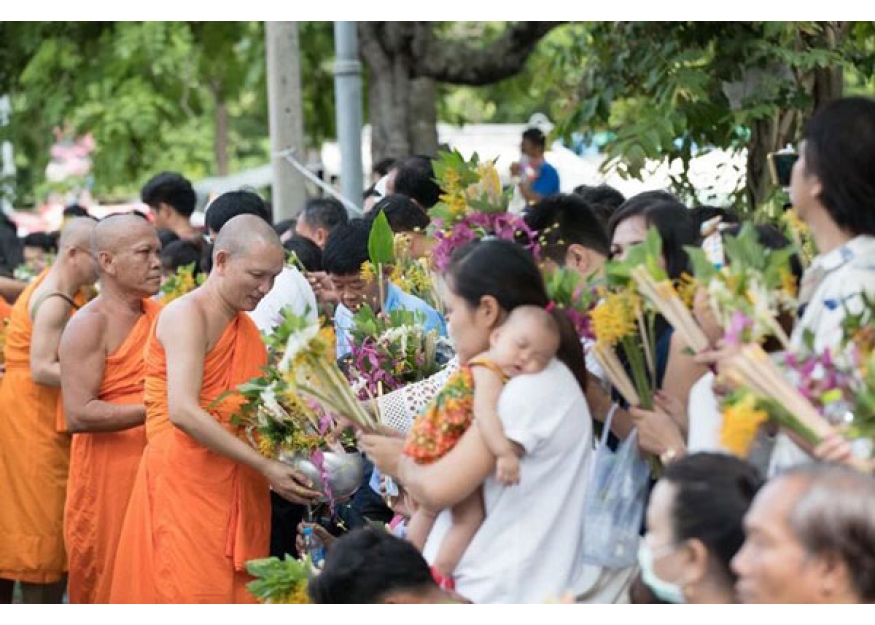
273, 584, 311, 604
257, 436, 276, 458
675, 272, 698, 309
783, 208, 809, 234
779, 267, 798, 299
360, 261, 376, 282
591, 290, 639, 346
721, 395, 768, 457
442, 168, 462, 194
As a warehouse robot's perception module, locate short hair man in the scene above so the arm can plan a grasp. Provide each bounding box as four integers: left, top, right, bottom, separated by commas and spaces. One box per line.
0, 218, 98, 603
732, 463, 875, 603
511, 127, 560, 205
393, 155, 441, 209
322, 219, 446, 359
308, 528, 462, 604
110, 215, 321, 603
141, 172, 198, 240
294, 197, 349, 249
59, 215, 163, 603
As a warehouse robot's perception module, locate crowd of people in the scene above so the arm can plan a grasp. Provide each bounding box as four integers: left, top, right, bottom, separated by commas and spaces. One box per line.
0, 97, 874, 605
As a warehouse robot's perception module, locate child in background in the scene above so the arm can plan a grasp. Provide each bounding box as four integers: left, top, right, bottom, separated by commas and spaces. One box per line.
403, 305, 561, 588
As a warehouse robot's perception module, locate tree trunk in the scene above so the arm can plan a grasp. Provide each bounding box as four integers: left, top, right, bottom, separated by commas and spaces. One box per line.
211, 82, 229, 177
359, 21, 562, 164
746, 111, 798, 211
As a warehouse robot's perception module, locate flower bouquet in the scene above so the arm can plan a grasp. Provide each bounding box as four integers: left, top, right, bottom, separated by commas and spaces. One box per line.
686, 222, 797, 348
231, 307, 377, 502
428, 149, 540, 271
590, 288, 656, 410
246, 554, 315, 604
383, 232, 443, 313
344, 304, 449, 403
720, 342, 872, 469
159, 262, 204, 304
618, 228, 711, 353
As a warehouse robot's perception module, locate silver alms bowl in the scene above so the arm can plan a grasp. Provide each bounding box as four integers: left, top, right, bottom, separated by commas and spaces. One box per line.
278, 450, 364, 503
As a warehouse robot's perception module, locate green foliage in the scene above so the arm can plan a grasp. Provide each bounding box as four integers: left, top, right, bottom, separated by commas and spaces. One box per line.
607, 228, 667, 286
367, 210, 395, 266
0, 21, 337, 206
245, 554, 314, 604
550, 22, 869, 210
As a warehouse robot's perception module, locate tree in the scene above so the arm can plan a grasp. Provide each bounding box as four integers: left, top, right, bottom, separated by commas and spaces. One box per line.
0, 21, 338, 206
358, 21, 562, 162
555, 21, 874, 211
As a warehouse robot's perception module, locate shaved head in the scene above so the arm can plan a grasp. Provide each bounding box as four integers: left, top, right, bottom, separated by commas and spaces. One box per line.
213, 214, 282, 259
92, 214, 156, 255
58, 217, 97, 250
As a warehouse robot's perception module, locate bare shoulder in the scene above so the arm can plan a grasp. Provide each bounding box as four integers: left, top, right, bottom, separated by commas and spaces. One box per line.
31, 292, 77, 325
63, 301, 108, 340
156, 294, 208, 346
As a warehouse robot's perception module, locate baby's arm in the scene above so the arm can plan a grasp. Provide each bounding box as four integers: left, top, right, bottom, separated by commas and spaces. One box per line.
471, 365, 521, 485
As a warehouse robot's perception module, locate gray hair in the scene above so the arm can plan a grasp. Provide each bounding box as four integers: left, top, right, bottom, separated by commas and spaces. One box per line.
781, 463, 875, 602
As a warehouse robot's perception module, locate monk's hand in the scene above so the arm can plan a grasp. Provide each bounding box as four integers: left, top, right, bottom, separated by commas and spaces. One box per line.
264, 460, 323, 505
358, 433, 405, 478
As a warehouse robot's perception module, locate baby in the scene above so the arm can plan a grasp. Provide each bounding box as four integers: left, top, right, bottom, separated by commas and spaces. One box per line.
403, 305, 561, 587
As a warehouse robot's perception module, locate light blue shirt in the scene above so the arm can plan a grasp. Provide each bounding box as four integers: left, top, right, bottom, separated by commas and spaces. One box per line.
334, 282, 447, 359
333, 282, 447, 497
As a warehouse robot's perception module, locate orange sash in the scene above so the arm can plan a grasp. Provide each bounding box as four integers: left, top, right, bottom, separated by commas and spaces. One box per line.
64, 299, 161, 603
110, 311, 268, 603
0, 271, 71, 583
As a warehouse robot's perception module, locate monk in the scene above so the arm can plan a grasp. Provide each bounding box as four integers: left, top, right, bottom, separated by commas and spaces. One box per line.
110, 214, 320, 604
0, 218, 98, 604
58, 215, 163, 604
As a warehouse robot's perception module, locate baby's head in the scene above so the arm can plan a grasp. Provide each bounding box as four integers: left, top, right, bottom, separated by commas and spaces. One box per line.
489, 305, 560, 377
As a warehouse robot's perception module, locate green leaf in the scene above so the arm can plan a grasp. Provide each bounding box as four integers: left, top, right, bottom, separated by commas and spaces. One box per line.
368, 210, 395, 266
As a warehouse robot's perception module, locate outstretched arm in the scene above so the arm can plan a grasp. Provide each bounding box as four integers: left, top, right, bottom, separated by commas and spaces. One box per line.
360, 422, 496, 511
161, 303, 322, 504
59, 311, 145, 433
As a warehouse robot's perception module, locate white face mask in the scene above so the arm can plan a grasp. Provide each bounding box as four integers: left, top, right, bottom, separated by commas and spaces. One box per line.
637, 541, 687, 604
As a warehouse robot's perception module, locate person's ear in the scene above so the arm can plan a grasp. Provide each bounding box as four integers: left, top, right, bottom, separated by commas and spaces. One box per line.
315, 228, 328, 248
565, 244, 591, 274
816, 551, 852, 601
682, 538, 711, 588
213, 249, 230, 274
478, 294, 500, 328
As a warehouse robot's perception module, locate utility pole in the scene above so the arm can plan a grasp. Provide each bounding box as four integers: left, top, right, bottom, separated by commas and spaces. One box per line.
0, 95, 14, 214
333, 22, 364, 210
266, 21, 307, 221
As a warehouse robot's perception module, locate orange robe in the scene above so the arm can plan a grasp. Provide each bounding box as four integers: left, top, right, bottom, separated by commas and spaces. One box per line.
0, 271, 73, 583
0, 296, 11, 320
63, 299, 161, 604
110, 312, 269, 604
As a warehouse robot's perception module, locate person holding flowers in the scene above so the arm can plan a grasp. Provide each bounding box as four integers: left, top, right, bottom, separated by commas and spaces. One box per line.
323, 219, 446, 360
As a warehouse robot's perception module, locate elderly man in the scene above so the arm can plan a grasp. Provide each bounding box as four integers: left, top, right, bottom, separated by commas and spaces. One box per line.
0, 218, 98, 603
111, 214, 320, 604
59, 214, 163, 603
732, 463, 875, 603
